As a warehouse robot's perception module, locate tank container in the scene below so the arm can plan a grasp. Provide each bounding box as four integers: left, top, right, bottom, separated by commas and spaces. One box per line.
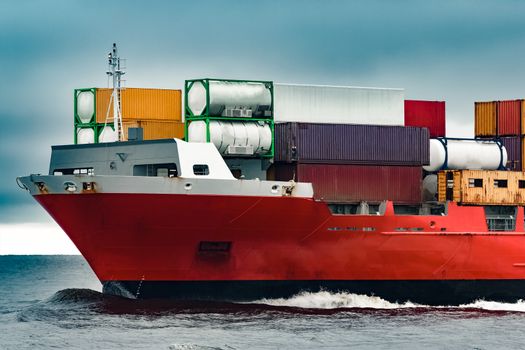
185, 79, 274, 158
185, 79, 273, 118
75, 89, 96, 124
75, 127, 96, 144
188, 120, 272, 156
424, 138, 507, 172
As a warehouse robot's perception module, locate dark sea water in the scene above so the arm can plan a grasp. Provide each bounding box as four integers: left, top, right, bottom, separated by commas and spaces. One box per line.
1, 256, 525, 349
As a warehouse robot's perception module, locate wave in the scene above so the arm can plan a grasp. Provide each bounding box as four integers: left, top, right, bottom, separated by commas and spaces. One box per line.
168, 345, 234, 350
17, 288, 525, 320
253, 291, 525, 313
255, 291, 420, 309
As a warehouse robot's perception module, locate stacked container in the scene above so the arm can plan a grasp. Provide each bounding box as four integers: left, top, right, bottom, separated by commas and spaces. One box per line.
474, 99, 525, 171
404, 100, 446, 138
74, 88, 184, 144
272, 122, 429, 204
185, 79, 274, 158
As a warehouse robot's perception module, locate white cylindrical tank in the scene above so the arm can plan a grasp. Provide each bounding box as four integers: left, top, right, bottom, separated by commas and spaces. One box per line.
187, 81, 272, 116
76, 128, 95, 144
188, 120, 272, 155
76, 91, 95, 123
424, 138, 507, 172
98, 126, 118, 143
422, 174, 438, 202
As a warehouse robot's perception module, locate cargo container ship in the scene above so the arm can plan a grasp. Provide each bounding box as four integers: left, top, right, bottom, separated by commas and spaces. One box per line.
17, 45, 525, 305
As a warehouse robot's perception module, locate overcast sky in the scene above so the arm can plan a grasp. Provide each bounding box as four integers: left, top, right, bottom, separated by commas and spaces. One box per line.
1, 0, 525, 253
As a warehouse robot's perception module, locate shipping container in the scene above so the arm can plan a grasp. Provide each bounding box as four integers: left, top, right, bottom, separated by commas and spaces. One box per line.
522, 100, 525, 135
95, 88, 114, 122
499, 136, 522, 171
474, 101, 497, 137
73, 87, 182, 124
437, 169, 525, 205
273, 83, 404, 125
121, 88, 182, 122
274, 122, 429, 166
404, 100, 445, 138
272, 163, 422, 203
122, 120, 185, 141
522, 137, 525, 172
497, 100, 521, 136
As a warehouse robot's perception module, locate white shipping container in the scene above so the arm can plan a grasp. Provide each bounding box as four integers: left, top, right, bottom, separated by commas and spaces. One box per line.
273, 83, 404, 125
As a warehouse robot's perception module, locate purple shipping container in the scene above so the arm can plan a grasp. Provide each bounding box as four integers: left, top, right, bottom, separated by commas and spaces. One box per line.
273, 163, 422, 203
274, 122, 429, 166
497, 100, 521, 136
500, 136, 522, 171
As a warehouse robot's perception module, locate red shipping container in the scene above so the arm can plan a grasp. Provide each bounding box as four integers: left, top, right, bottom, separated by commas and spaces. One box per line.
273, 163, 422, 204
497, 100, 521, 136
404, 100, 446, 138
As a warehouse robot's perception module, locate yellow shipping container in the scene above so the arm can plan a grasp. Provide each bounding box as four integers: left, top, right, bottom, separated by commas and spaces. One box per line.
474, 101, 497, 137
122, 120, 185, 141
437, 170, 525, 205
95, 88, 114, 123
96, 88, 182, 123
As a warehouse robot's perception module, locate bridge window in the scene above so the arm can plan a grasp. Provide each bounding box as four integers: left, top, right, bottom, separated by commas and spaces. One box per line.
133, 163, 178, 177
53, 167, 94, 176
193, 164, 210, 176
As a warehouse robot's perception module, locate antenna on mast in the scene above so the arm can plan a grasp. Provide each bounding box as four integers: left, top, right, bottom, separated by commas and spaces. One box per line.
106, 43, 125, 141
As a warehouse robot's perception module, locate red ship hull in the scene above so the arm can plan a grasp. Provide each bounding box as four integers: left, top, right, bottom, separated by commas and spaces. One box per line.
34, 193, 525, 305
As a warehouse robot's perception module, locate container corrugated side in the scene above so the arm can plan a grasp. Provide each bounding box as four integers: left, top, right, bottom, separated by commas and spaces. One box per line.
96, 88, 182, 123
274, 123, 429, 166
123, 120, 185, 140
273, 83, 404, 125
522, 100, 525, 135
475, 101, 497, 137
438, 170, 525, 205
122, 88, 182, 121
522, 136, 525, 171
95, 88, 114, 123
274, 163, 422, 203
404, 100, 445, 138
499, 136, 521, 171
497, 100, 521, 136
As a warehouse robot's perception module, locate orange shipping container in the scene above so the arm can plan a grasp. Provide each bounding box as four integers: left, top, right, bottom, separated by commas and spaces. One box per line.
95, 88, 114, 122
474, 101, 497, 137
122, 120, 185, 141
96, 88, 182, 123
